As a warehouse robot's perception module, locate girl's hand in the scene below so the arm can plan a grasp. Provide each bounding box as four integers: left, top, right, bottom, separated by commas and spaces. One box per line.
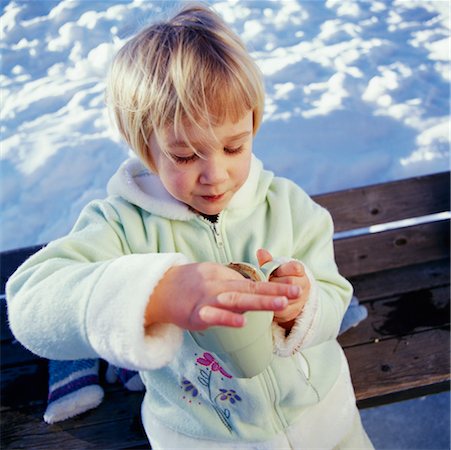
257, 248, 310, 329
144, 262, 300, 332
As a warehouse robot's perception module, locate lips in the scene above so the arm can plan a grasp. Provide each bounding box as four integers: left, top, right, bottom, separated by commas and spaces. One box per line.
201, 193, 225, 202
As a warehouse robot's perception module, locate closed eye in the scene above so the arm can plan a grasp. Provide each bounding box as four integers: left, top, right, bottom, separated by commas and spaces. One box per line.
171, 154, 198, 164
224, 145, 243, 155
171, 145, 243, 163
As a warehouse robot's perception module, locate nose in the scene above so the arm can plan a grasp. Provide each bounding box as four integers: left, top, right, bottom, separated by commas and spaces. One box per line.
199, 157, 228, 185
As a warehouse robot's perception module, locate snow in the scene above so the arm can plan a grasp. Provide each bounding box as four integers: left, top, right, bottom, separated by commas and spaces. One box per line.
1, 0, 449, 252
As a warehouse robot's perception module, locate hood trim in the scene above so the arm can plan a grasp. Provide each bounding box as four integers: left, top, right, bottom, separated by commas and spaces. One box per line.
107, 154, 271, 220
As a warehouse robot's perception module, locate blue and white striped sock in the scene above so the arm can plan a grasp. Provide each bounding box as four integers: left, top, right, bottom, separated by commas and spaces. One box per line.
105, 364, 144, 391
44, 359, 104, 424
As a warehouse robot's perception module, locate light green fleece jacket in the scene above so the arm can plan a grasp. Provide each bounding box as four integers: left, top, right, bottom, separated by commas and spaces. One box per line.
7, 155, 354, 446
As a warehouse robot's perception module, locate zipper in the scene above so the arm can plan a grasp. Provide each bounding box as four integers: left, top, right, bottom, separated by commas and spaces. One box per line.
198, 213, 229, 263
260, 367, 288, 431
211, 222, 224, 249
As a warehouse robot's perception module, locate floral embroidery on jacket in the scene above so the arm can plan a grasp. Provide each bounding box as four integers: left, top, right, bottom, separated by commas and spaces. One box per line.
181, 352, 242, 433
180, 378, 202, 406
181, 378, 199, 397
196, 352, 233, 378
218, 388, 242, 404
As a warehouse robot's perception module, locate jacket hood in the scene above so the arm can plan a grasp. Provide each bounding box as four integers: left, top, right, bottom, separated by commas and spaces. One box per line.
107, 154, 274, 220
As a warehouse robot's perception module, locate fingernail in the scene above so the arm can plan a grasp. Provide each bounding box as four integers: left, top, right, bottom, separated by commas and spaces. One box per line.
274, 297, 288, 308
289, 286, 300, 297
199, 306, 214, 321
216, 293, 229, 305
234, 314, 246, 327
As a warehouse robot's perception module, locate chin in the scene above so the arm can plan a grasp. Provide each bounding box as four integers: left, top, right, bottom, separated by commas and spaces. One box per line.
200, 207, 223, 216
193, 198, 229, 216
194, 202, 224, 215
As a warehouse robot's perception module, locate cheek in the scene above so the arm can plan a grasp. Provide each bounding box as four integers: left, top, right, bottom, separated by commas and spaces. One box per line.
162, 166, 192, 196
235, 154, 252, 184
172, 176, 189, 195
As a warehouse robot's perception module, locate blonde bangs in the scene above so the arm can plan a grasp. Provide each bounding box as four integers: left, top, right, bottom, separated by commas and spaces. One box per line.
167, 23, 264, 150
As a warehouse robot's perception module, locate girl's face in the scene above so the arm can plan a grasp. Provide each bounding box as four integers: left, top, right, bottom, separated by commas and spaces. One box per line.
149, 111, 253, 216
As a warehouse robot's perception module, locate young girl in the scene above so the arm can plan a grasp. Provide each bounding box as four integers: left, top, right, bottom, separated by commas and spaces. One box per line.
7, 4, 373, 449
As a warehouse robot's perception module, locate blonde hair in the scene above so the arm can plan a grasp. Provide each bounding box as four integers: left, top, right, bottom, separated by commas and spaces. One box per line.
106, 3, 265, 170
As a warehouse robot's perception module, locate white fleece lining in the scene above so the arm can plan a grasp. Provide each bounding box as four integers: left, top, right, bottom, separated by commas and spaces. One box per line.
272, 261, 319, 357
107, 158, 194, 220
86, 252, 189, 371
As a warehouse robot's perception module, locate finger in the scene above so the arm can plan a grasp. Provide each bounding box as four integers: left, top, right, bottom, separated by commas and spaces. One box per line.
227, 279, 300, 299
274, 313, 298, 324
268, 275, 306, 288
216, 292, 288, 311
274, 301, 305, 322
198, 305, 246, 328
272, 261, 305, 278
256, 248, 273, 267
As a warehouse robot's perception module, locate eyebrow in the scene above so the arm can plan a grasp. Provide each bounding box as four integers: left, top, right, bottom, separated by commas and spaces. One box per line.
168, 131, 251, 148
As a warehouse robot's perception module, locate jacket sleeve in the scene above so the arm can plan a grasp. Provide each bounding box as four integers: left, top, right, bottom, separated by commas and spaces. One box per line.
6, 199, 189, 370
271, 182, 353, 356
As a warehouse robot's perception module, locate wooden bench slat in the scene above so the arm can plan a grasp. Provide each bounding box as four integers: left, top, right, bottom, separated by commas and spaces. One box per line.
1, 362, 48, 410
313, 172, 450, 232
6, 283, 445, 369
335, 219, 450, 278
1, 388, 147, 450
345, 327, 450, 408
338, 285, 449, 348
0, 360, 138, 410
350, 258, 450, 302
357, 380, 450, 410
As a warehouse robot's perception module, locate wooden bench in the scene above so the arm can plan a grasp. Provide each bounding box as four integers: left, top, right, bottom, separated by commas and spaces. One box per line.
1, 171, 449, 449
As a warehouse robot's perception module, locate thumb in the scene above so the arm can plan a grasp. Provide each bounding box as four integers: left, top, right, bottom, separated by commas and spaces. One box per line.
256, 248, 273, 267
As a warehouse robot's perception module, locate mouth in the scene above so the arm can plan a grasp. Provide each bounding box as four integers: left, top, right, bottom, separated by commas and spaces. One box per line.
201, 193, 225, 202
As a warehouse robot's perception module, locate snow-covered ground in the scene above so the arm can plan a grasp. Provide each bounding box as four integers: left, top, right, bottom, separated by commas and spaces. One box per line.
1, 2, 450, 448
1, 0, 449, 251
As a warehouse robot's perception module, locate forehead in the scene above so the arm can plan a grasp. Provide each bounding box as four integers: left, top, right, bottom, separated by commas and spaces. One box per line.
164, 111, 253, 147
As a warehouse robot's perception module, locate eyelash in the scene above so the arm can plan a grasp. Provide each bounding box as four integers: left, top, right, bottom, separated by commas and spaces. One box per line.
172, 154, 197, 164
172, 146, 244, 164
224, 145, 243, 155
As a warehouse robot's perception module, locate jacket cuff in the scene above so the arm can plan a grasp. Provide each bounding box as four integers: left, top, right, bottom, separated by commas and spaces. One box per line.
272, 262, 319, 357
86, 253, 189, 370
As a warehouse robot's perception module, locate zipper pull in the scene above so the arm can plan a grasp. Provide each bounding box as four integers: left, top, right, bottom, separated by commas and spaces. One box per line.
212, 223, 224, 248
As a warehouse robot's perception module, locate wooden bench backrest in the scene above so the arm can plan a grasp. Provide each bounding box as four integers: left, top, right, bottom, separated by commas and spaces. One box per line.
314, 172, 449, 231
313, 172, 450, 278
312, 172, 450, 407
